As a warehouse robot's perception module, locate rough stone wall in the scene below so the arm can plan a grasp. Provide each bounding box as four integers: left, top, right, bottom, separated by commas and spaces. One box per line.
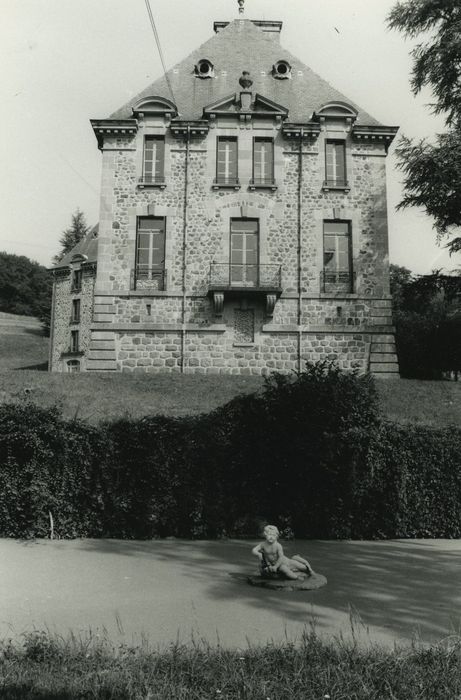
63, 114, 395, 375
50, 267, 95, 372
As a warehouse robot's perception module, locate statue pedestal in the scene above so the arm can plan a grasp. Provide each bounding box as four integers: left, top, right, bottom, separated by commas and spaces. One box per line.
247, 571, 327, 591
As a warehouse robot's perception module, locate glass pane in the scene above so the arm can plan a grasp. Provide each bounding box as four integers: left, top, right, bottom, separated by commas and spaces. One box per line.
138, 233, 151, 248
231, 248, 243, 264
231, 220, 258, 233
324, 222, 349, 235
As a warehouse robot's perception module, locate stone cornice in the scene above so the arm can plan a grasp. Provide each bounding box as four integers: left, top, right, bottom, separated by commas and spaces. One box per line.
351, 125, 399, 151
282, 122, 321, 139
170, 120, 209, 138
90, 119, 138, 149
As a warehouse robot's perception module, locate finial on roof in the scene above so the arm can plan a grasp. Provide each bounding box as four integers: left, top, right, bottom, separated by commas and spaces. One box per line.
238, 0, 245, 15
239, 71, 253, 89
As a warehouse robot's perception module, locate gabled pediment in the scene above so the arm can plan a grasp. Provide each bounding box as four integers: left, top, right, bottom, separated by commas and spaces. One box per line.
132, 96, 178, 117
203, 91, 288, 119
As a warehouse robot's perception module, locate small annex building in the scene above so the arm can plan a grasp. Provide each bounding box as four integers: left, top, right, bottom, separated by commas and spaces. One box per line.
50, 8, 400, 376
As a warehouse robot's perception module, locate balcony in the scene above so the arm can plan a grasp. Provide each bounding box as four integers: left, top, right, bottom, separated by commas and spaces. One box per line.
208, 263, 282, 315
212, 177, 240, 191
130, 267, 167, 291
321, 270, 355, 294
138, 175, 166, 190
249, 177, 278, 191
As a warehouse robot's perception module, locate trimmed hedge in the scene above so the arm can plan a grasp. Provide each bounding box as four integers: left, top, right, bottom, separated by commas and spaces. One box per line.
0, 363, 460, 539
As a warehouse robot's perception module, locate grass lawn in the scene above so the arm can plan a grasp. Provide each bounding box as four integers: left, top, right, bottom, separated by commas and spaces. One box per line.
1, 631, 460, 699
0, 313, 460, 426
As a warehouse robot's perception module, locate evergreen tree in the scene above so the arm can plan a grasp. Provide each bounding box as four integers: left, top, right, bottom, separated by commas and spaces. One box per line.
53, 209, 90, 264
388, 0, 461, 255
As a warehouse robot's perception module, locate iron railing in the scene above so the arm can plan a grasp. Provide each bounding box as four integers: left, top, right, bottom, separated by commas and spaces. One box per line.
131, 267, 167, 291
321, 270, 355, 293
209, 263, 282, 290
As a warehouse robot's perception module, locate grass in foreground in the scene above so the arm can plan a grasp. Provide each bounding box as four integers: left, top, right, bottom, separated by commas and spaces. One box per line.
1, 630, 461, 699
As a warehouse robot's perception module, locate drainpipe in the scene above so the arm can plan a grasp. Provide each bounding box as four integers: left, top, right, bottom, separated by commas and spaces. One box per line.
180, 126, 190, 373
297, 130, 303, 373
48, 272, 57, 372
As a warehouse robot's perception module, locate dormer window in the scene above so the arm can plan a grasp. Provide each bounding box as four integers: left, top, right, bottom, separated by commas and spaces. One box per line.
272, 60, 291, 79
195, 59, 214, 79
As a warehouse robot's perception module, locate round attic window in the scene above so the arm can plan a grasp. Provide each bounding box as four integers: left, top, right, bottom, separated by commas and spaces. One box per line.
273, 60, 291, 79
195, 59, 214, 78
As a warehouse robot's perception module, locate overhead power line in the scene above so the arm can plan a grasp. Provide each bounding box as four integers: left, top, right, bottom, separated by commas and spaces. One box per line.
144, 0, 177, 107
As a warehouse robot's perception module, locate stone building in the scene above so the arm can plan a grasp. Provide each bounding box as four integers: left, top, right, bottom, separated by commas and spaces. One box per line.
50, 8, 400, 376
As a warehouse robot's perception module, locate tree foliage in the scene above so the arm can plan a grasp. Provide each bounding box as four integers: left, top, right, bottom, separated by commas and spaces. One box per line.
390, 265, 461, 378
53, 209, 90, 264
0, 252, 52, 325
388, 0, 461, 255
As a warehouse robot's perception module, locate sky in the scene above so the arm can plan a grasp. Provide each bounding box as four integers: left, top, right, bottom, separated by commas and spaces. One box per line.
1, 0, 458, 275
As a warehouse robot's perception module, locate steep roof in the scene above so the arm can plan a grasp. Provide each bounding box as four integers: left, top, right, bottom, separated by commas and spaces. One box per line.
110, 19, 381, 125
52, 224, 99, 270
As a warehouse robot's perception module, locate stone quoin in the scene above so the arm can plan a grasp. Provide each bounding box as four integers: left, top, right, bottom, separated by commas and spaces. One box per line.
49, 8, 400, 376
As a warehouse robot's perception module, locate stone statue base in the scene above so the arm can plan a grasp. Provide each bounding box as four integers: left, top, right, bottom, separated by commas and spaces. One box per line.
247, 571, 327, 591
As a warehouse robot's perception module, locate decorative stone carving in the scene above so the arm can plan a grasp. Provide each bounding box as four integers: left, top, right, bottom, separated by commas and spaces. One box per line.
266, 294, 277, 316
239, 71, 253, 89
212, 292, 224, 315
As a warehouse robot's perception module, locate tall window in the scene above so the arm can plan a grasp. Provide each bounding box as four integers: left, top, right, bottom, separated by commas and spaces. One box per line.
70, 330, 79, 353
323, 221, 353, 291
135, 217, 166, 288
71, 299, 81, 323
325, 140, 347, 187
71, 269, 82, 292
253, 138, 274, 185
230, 219, 259, 286
216, 137, 238, 185
142, 136, 165, 184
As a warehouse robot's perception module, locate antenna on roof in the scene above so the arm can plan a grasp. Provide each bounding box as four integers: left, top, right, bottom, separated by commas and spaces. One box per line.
238, 0, 245, 15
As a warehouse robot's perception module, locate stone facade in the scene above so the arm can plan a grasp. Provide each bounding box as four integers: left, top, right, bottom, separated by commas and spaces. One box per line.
49, 17, 399, 377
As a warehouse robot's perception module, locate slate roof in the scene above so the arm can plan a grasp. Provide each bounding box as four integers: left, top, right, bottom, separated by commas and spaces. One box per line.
52, 224, 99, 269
110, 19, 381, 125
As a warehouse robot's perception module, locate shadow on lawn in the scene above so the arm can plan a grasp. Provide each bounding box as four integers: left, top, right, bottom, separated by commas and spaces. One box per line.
80, 538, 461, 643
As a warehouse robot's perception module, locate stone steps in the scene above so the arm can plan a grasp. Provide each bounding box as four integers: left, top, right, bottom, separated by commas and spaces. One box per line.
369, 332, 400, 378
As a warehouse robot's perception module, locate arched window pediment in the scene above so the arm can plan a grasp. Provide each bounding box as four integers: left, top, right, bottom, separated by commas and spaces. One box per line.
132, 96, 178, 117
314, 102, 358, 121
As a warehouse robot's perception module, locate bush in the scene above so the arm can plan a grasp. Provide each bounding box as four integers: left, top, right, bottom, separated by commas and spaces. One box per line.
0, 363, 460, 539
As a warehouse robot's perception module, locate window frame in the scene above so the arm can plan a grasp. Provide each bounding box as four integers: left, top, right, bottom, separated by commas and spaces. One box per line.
140, 135, 166, 188
71, 298, 81, 324
323, 139, 349, 191
214, 136, 239, 189
133, 216, 167, 290
70, 329, 80, 353
229, 218, 260, 287
67, 359, 80, 373
251, 137, 276, 190
322, 220, 354, 293
71, 269, 82, 292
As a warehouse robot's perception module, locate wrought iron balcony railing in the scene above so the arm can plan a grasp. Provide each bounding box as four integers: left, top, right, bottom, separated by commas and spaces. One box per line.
321, 270, 356, 293
209, 263, 282, 290
131, 267, 167, 291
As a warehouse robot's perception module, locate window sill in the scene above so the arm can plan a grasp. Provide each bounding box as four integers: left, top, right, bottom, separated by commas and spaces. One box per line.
233, 343, 255, 348
69, 319, 81, 325
249, 182, 278, 192
60, 350, 84, 358
137, 181, 166, 190
322, 181, 350, 193
212, 180, 241, 191
70, 287, 82, 294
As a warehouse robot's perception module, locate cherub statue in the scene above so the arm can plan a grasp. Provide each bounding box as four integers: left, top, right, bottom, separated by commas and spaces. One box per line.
252, 525, 314, 580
